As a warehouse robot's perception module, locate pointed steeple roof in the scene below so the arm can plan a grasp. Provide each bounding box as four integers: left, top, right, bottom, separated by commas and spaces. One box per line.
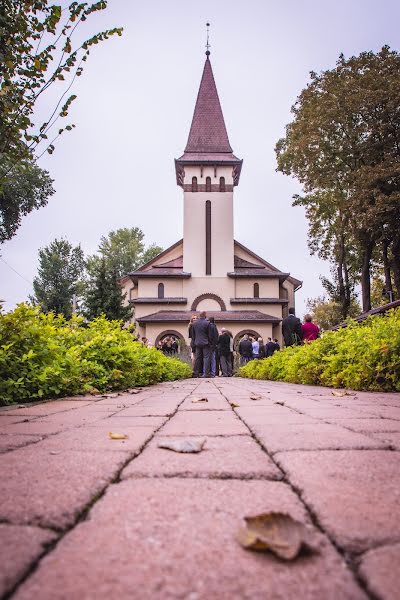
185, 56, 233, 153
175, 53, 242, 187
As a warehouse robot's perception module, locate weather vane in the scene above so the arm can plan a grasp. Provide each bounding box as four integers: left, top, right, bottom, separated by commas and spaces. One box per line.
206, 22, 211, 56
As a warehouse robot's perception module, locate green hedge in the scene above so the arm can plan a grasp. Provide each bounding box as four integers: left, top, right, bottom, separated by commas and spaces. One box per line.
239, 309, 400, 391
0, 304, 191, 404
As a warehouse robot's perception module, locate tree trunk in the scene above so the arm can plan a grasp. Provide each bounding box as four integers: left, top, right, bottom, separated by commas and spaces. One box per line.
360, 239, 374, 312
390, 238, 400, 299
382, 239, 393, 300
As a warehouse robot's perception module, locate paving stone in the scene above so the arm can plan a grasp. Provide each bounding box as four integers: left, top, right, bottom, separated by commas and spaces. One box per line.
122, 435, 282, 480
250, 423, 387, 453
0, 433, 42, 453
180, 394, 230, 411
325, 418, 400, 432
0, 524, 57, 598
113, 406, 175, 417
358, 542, 400, 600
2, 400, 92, 417
0, 415, 35, 424
276, 450, 400, 553
296, 407, 377, 419
350, 405, 400, 420
89, 416, 167, 429
370, 431, 400, 449
0, 446, 128, 528
160, 410, 248, 436
235, 407, 318, 426
13, 479, 366, 600
0, 420, 72, 436
34, 426, 154, 454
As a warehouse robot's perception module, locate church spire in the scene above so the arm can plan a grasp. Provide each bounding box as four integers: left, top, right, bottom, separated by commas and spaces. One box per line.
184, 55, 233, 154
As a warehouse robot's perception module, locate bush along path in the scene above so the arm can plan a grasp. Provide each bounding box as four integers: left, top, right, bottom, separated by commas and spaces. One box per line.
0, 377, 399, 599
0, 305, 191, 405
239, 308, 400, 391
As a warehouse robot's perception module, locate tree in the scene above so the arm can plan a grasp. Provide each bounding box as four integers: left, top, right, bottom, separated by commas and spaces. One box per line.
307, 295, 361, 331
87, 227, 163, 279
0, 160, 54, 244
1, 1, 123, 184
32, 238, 85, 317
84, 258, 132, 322
276, 47, 400, 311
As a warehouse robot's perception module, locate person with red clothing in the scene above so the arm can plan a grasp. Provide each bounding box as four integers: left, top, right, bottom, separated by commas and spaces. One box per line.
301, 314, 320, 342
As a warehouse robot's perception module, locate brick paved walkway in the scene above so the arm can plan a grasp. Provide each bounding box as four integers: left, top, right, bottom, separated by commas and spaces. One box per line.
1, 378, 400, 599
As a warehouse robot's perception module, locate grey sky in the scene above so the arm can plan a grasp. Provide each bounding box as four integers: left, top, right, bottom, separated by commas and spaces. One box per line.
1, 0, 399, 315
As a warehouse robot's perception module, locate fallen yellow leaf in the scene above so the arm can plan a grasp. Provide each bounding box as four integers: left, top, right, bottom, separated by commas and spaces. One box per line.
250, 395, 262, 401
237, 512, 317, 560
108, 432, 129, 440
191, 397, 208, 403
230, 402, 240, 408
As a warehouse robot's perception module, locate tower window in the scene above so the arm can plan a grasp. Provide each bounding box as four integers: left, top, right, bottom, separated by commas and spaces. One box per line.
219, 177, 226, 192
158, 283, 165, 299
206, 176, 211, 192
253, 283, 259, 298
192, 176, 198, 192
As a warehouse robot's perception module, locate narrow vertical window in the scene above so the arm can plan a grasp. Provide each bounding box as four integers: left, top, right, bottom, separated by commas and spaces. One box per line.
254, 283, 259, 298
192, 176, 198, 192
205, 200, 211, 275
158, 283, 165, 299
206, 176, 211, 192
219, 176, 226, 192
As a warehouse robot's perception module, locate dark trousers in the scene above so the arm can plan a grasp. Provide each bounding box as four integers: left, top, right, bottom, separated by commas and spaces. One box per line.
194, 345, 211, 377
220, 354, 232, 377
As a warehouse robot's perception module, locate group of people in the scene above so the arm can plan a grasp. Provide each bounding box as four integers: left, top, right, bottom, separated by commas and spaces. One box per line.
189, 313, 234, 377
282, 308, 320, 347
188, 308, 320, 378
155, 336, 179, 355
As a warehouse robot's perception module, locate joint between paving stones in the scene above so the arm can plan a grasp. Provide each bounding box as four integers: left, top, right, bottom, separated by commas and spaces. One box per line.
218, 385, 377, 600
3, 385, 200, 599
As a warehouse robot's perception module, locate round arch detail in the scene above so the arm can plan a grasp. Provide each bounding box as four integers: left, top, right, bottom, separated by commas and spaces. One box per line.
154, 330, 187, 348
233, 329, 262, 350
191, 293, 226, 312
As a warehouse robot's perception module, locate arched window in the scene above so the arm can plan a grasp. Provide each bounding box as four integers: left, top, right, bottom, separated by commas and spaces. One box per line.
219, 176, 226, 192
206, 176, 211, 192
254, 283, 259, 298
158, 283, 165, 299
192, 176, 198, 192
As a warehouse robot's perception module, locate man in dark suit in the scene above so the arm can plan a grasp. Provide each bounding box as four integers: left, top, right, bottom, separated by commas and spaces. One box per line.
282, 308, 303, 347
192, 311, 212, 377
238, 334, 253, 366
265, 337, 277, 357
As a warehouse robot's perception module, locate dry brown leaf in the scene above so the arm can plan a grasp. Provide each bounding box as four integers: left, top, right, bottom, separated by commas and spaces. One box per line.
230, 402, 240, 408
237, 512, 317, 560
191, 397, 208, 403
158, 439, 206, 453
128, 389, 142, 394
250, 395, 262, 401
108, 432, 129, 440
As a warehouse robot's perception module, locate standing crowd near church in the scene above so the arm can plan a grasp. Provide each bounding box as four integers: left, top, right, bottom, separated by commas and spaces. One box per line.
188, 308, 320, 378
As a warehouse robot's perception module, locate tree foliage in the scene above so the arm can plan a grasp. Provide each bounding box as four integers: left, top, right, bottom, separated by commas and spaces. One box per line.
87, 227, 163, 279
306, 295, 361, 331
276, 47, 400, 312
0, 0, 123, 182
84, 257, 132, 322
0, 159, 54, 243
32, 238, 85, 317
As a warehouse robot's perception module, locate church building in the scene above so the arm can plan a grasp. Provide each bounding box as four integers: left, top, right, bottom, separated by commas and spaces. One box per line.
121, 51, 301, 349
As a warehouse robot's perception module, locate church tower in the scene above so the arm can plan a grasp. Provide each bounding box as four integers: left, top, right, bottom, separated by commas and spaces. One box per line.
175, 52, 242, 278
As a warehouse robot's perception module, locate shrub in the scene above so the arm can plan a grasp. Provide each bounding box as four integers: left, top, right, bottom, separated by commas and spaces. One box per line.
239, 309, 400, 391
0, 304, 191, 404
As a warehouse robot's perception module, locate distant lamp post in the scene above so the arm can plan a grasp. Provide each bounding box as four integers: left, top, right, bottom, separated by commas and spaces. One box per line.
382, 289, 394, 303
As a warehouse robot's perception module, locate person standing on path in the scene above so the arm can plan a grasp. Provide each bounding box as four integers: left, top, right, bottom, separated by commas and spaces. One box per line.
265, 337, 277, 357
192, 311, 212, 377
302, 314, 320, 342
257, 337, 265, 359
252, 336, 260, 359
218, 328, 232, 376
188, 315, 198, 370
239, 334, 253, 366
282, 308, 303, 347
207, 316, 219, 377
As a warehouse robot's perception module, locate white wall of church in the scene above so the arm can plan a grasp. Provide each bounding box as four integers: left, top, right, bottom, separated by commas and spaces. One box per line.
234, 278, 279, 298
137, 279, 184, 298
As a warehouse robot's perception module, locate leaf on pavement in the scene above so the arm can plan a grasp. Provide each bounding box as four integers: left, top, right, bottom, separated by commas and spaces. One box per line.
191, 397, 208, 403
250, 395, 262, 400
108, 432, 129, 440
158, 439, 206, 453
230, 402, 240, 407
237, 512, 317, 560
331, 390, 356, 397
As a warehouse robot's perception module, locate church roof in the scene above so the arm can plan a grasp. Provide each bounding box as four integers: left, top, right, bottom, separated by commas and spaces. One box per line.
175, 55, 242, 186
136, 310, 281, 324
185, 56, 233, 154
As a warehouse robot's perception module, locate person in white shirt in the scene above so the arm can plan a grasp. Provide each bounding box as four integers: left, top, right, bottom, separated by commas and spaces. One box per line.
251, 336, 259, 358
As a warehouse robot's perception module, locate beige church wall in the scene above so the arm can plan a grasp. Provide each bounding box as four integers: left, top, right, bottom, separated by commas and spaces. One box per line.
196, 298, 223, 311
227, 302, 282, 319
234, 278, 279, 298
183, 165, 233, 185
282, 281, 295, 309
183, 277, 235, 310
137, 279, 184, 298
233, 244, 265, 266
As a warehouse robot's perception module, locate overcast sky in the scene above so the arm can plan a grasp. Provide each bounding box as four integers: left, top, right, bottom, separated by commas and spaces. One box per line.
1, 0, 399, 315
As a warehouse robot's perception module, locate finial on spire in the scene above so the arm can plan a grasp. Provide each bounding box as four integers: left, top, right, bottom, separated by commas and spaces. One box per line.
205, 22, 210, 56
